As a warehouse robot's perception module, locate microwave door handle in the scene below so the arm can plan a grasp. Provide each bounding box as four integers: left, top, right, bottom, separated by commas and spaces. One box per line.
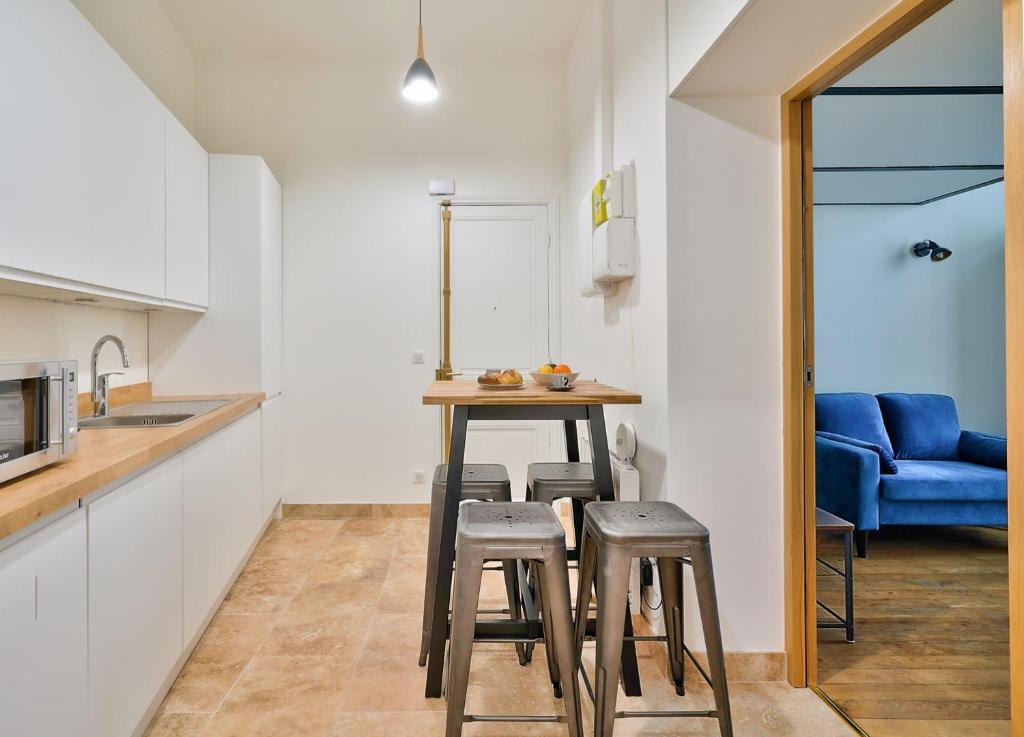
48, 370, 76, 449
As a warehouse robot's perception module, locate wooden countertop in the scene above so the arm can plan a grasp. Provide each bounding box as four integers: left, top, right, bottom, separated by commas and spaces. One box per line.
0, 392, 265, 540
423, 378, 642, 406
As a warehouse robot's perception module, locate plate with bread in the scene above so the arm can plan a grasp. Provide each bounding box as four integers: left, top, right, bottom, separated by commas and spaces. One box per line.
477, 369, 525, 390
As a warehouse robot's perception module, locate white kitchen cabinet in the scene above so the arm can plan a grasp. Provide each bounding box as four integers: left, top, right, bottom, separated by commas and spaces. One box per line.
150, 155, 283, 395
165, 110, 210, 309
0, 0, 165, 299
261, 394, 284, 521
88, 457, 184, 737
183, 409, 262, 642
0, 509, 88, 737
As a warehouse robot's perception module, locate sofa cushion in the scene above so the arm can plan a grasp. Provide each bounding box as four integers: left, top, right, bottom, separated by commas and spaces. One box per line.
816, 431, 898, 474
815, 393, 894, 458
877, 393, 961, 460
879, 460, 1007, 502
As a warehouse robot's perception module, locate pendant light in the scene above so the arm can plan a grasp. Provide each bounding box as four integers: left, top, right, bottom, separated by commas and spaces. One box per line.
402, 0, 439, 103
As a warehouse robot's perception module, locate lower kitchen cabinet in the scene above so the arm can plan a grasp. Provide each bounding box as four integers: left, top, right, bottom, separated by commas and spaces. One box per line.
183, 409, 262, 642
88, 456, 184, 737
0, 509, 88, 737
261, 394, 284, 521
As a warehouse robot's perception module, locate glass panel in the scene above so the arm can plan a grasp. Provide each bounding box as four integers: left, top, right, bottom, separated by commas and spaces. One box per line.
0, 378, 47, 466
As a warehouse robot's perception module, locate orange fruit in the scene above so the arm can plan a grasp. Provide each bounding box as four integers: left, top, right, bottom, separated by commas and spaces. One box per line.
553, 364, 572, 374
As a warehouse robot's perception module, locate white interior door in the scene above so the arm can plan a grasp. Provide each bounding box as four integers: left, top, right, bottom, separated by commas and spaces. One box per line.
446, 203, 557, 494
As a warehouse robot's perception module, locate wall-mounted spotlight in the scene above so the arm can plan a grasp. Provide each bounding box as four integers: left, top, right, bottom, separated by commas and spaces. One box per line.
912, 240, 952, 262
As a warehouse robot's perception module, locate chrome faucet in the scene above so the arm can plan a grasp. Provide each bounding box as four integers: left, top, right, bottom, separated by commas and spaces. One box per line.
91, 334, 130, 418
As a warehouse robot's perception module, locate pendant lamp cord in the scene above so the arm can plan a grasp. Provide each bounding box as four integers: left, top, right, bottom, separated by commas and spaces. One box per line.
419, 0, 423, 25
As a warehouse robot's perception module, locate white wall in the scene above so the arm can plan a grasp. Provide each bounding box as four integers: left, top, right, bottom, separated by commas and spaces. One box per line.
563, 0, 670, 502
667, 0, 750, 92
194, 58, 566, 504
71, 0, 198, 133
0, 296, 149, 393
815, 184, 1006, 434
666, 96, 784, 652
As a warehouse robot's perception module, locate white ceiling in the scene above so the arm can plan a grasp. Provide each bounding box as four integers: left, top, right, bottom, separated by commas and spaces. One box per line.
158, 0, 586, 62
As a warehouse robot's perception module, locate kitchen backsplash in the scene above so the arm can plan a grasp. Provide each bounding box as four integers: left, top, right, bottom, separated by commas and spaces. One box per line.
0, 294, 149, 392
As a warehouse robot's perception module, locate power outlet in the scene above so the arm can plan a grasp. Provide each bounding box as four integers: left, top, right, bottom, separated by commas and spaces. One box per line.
411, 351, 425, 364
413, 470, 427, 484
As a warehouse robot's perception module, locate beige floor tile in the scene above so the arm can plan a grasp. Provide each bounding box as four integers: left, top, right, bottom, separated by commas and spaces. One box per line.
252, 519, 345, 560
333, 710, 445, 737
260, 604, 373, 658
220, 557, 316, 615
342, 648, 446, 712
143, 711, 211, 737
204, 655, 351, 737
376, 555, 427, 613
163, 613, 277, 713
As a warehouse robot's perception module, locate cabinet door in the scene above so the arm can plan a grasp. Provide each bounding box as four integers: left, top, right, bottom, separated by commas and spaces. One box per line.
260, 162, 284, 397
88, 458, 183, 737
0, 510, 88, 737
261, 395, 284, 521
165, 111, 209, 307
183, 410, 262, 641
0, 1, 165, 297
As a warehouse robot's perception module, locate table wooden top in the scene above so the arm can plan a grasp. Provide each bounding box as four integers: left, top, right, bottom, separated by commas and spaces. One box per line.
422, 378, 642, 406
816, 507, 854, 532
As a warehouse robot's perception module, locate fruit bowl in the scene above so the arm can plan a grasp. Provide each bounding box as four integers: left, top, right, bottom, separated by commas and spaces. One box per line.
530, 371, 580, 387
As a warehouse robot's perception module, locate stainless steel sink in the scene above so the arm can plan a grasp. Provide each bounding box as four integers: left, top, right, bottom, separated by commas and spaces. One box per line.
80, 399, 232, 429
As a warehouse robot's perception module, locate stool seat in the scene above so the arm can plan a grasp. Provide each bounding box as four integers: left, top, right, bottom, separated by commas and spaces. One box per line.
527, 463, 597, 499
585, 501, 709, 545
458, 502, 565, 545
434, 463, 511, 499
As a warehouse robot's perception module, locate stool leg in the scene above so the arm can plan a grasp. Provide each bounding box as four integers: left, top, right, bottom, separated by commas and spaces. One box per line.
542, 547, 584, 737
418, 485, 445, 666
501, 560, 528, 665
574, 526, 597, 656
593, 543, 632, 737
535, 564, 563, 697
691, 542, 733, 737
445, 544, 485, 737
523, 483, 537, 663
657, 556, 686, 695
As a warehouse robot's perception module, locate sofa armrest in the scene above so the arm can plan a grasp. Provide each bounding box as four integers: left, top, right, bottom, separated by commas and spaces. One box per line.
959, 430, 1007, 469
815, 435, 881, 532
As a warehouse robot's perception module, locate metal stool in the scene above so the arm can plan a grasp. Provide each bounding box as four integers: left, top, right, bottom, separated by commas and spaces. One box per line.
574, 501, 733, 737
526, 462, 599, 506
524, 462, 599, 661
418, 464, 522, 667
446, 502, 583, 737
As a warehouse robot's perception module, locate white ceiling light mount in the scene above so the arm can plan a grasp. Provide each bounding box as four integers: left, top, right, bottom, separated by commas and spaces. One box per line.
402, 0, 439, 103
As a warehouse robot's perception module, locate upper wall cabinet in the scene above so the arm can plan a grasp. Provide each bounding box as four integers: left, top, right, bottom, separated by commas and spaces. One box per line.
165, 111, 210, 309
0, 1, 165, 300
150, 156, 282, 396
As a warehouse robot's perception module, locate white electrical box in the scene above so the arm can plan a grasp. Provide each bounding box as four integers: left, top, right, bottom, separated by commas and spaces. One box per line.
593, 217, 635, 284
603, 164, 637, 219
579, 194, 614, 297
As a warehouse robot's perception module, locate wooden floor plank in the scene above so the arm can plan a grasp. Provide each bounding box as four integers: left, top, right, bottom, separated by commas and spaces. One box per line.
816, 525, 1010, 731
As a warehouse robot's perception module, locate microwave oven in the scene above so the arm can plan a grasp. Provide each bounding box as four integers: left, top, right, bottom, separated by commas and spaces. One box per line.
0, 361, 78, 485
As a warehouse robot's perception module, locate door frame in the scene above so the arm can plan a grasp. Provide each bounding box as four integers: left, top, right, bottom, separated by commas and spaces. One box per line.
432, 195, 562, 460
781, 3, 1021, 726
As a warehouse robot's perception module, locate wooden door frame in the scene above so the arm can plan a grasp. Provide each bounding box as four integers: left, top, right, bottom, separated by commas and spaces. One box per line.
781, 4, 1021, 729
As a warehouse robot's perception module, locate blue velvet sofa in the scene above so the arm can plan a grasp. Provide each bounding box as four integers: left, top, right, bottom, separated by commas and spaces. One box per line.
815, 392, 1006, 557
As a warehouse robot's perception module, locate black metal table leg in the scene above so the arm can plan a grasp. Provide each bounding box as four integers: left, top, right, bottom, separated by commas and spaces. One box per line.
425, 404, 469, 697
844, 528, 855, 642
587, 405, 643, 697
564, 420, 586, 552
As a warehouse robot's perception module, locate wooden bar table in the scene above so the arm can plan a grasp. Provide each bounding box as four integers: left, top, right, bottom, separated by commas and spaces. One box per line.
421, 378, 643, 698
